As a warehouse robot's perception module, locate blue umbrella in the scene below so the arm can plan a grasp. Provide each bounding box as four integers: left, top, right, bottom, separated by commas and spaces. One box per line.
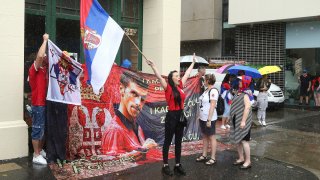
227, 65, 262, 78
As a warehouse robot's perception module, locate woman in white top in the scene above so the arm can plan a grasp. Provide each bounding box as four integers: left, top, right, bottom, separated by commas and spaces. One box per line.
196, 74, 219, 165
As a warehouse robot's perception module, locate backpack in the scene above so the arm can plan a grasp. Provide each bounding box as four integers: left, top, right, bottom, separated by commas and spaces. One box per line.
208, 88, 225, 116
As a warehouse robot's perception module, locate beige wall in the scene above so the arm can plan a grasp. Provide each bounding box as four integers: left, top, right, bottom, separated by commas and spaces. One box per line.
142, 0, 181, 75
181, 0, 222, 41
0, 1, 28, 160
181, 40, 221, 58
229, 0, 320, 25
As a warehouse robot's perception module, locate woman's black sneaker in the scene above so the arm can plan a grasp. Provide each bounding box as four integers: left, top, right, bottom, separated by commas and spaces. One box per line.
174, 164, 186, 176
162, 166, 173, 176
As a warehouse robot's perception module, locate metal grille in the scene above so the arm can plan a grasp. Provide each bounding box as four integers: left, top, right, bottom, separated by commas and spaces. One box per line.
235, 23, 286, 90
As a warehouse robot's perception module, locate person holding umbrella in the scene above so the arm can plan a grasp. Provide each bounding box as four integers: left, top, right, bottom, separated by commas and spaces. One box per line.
228, 65, 261, 95
256, 75, 271, 126
256, 65, 281, 125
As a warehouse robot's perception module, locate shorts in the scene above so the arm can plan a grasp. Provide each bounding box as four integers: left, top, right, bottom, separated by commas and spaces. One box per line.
222, 98, 230, 118
300, 87, 309, 96
199, 120, 216, 136
31, 106, 46, 140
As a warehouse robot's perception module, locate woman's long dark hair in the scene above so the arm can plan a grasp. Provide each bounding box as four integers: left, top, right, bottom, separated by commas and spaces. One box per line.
168, 70, 181, 108
222, 74, 230, 83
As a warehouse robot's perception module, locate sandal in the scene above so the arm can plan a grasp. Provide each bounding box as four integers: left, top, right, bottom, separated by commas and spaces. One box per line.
196, 155, 207, 162
240, 163, 252, 169
205, 158, 216, 166
233, 159, 244, 166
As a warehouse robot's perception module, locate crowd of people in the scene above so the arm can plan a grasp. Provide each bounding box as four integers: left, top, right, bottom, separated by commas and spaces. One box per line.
298, 69, 320, 106
146, 54, 260, 176
29, 34, 276, 176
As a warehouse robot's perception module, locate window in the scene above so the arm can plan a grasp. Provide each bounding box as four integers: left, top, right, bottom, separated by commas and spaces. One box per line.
99, 0, 142, 70
56, 0, 80, 16
56, 18, 81, 59
222, 28, 235, 56
25, 0, 46, 11
98, 0, 114, 16
120, 28, 139, 70
25, 0, 143, 70
222, 0, 229, 23
121, 0, 141, 23
24, 14, 45, 93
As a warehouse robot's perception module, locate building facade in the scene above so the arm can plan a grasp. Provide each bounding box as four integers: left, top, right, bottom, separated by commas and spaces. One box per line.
228, 0, 320, 98
0, 0, 181, 160
180, 0, 222, 59
181, 0, 320, 100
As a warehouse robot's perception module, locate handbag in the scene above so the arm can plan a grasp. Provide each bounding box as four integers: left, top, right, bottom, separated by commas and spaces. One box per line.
179, 111, 187, 127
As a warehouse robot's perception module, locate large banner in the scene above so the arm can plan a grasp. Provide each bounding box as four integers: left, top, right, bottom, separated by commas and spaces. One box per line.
67, 65, 202, 163
47, 40, 83, 105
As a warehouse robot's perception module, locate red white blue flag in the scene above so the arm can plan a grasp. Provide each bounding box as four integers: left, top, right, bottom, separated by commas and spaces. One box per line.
47, 40, 83, 105
80, 0, 124, 94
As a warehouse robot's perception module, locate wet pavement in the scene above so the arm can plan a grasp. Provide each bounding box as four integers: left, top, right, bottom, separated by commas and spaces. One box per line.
0, 156, 55, 180
250, 108, 320, 178
0, 108, 319, 180
99, 150, 318, 180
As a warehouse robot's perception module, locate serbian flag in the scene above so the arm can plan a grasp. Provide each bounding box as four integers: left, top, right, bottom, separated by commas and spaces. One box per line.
47, 40, 83, 105
81, 0, 124, 94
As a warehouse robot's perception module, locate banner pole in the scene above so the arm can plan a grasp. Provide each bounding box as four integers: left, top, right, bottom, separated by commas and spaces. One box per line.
124, 33, 148, 61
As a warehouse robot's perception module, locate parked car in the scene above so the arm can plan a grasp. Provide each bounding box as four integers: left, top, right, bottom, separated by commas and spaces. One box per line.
253, 83, 285, 107
190, 69, 285, 107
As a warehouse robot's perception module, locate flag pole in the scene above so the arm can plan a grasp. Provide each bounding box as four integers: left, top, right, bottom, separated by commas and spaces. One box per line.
124, 33, 148, 61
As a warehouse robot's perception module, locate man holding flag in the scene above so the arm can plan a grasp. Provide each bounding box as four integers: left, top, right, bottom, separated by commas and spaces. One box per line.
46, 41, 83, 164
28, 33, 49, 165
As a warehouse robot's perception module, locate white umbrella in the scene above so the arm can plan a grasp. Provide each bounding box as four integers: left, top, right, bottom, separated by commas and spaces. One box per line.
180, 55, 209, 65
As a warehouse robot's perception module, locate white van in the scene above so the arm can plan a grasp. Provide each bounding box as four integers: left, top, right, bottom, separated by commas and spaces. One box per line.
190, 69, 285, 107
253, 83, 285, 107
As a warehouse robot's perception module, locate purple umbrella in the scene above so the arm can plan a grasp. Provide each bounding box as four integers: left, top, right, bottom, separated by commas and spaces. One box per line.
216, 64, 239, 74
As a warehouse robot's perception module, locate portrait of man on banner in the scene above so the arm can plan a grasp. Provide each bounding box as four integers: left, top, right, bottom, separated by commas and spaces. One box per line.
67, 66, 200, 163
101, 70, 158, 161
